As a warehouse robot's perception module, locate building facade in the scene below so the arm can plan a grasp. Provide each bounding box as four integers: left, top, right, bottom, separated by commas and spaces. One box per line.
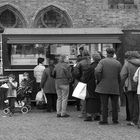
0, 0, 139, 29
0, 0, 140, 76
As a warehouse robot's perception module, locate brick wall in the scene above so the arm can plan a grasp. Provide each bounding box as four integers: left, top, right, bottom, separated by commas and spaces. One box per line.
0, 0, 140, 29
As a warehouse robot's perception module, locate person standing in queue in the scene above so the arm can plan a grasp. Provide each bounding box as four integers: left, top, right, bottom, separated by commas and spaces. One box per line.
76, 50, 91, 118
34, 57, 45, 92
53, 55, 72, 118
121, 51, 140, 126
95, 48, 122, 125
83, 52, 101, 121
40, 59, 57, 112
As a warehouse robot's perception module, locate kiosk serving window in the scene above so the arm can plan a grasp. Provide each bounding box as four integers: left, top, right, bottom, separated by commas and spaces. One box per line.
10, 43, 113, 65
11, 44, 47, 65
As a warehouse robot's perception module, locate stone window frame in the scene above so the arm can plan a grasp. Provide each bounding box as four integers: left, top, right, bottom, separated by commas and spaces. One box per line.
41, 8, 67, 28
0, 4, 27, 28
33, 5, 73, 28
0, 8, 18, 28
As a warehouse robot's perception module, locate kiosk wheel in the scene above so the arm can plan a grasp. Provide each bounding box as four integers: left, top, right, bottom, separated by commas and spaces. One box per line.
3, 108, 10, 115
21, 106, 28, 114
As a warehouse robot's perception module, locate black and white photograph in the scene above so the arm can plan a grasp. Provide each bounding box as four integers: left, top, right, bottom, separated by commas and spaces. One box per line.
0, 0, 140, 140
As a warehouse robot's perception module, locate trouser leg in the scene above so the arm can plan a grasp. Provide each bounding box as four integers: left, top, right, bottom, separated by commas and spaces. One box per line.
9, 97, 15, 114
100, 94, 109, 122
61, 85, 69, 116
81, 100, 86, 115
127, 92, 134, 122
125, 92, 130, 121
76, 99, 81, 111
132, 93, 139, 124
56, 85, 62, 115
52, 94, 57, 111
45, 94, 53, 112
110, 95, 119, 122
127, 91, 139, 124
138, 95, 140, 127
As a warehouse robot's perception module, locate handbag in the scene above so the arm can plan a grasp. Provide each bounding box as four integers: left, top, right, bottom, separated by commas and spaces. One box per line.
72, 82, 87, 100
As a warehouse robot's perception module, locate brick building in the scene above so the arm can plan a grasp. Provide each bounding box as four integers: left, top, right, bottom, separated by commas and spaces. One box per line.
0, 0, 139, 29
0, 0, 139, 76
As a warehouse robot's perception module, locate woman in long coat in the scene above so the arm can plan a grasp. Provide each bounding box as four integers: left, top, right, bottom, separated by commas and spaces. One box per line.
40, 59, 57, 112
84, 52, 101, 121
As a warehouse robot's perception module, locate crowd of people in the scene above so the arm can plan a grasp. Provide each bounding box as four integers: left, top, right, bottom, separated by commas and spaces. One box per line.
5, 46, 140, 129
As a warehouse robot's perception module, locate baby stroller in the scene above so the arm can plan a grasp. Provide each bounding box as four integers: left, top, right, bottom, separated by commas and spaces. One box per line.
3, 81, 32, 115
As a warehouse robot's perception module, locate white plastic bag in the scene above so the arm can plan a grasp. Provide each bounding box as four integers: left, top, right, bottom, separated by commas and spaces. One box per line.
1, 83, 9, 88
35, 90, 47, 104
72, 82, 87, 100
36, 90, 44, 102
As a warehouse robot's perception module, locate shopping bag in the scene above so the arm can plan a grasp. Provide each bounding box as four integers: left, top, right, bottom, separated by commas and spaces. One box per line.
35, 90, 44, 102
72, 82, 87, 100
36, 90, 47, 104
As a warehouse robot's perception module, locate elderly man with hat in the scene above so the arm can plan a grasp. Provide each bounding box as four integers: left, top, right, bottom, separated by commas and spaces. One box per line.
95, 48, 122, 125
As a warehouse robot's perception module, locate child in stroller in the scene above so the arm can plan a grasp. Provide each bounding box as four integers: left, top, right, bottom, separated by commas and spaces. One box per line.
3, 72, 33, 115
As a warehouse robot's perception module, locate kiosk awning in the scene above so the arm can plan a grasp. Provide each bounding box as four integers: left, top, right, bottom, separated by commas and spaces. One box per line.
3, 28, 123, 44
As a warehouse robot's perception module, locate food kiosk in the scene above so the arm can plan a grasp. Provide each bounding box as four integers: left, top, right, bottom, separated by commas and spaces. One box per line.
2, 28, 123, 100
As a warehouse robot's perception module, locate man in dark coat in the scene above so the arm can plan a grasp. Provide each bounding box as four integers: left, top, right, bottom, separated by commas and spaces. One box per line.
95, 48, 122, 125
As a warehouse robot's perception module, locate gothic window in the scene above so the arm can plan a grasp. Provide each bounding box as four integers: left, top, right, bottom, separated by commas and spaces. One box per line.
34, 5, 72, 28
0, 9, 17, 28
109, 0, 137, 9
0, 4, 27, 28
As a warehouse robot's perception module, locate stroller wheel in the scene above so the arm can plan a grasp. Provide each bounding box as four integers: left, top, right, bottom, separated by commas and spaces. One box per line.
26, 105, 31, 111
21, 106, 28, 114
3, 108, 10, 115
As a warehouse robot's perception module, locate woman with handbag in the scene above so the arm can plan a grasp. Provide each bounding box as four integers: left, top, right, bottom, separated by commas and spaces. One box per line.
40, 59, 57, 112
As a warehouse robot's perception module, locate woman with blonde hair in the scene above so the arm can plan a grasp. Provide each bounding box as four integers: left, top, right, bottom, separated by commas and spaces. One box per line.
53, 55, 72, 117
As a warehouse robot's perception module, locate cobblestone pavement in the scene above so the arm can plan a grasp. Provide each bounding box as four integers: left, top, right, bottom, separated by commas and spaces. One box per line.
0, 106, 140, 140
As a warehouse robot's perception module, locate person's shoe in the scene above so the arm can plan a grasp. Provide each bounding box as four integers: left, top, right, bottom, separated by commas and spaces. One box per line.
61, 114, 70, 118
94, 116, 100, 121
127, 122, 136, 126
57, 114, 61, 118
84, 116, 93, 122
78, 114, 86, 118
78, 114, 83, 118
113, 121, 119, 124
99, 121, 108, 125
2, 115, 7, 117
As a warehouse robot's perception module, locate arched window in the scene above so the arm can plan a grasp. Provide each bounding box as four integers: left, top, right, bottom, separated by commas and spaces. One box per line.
0, 9, 17, 28
34, 5, 72, 28
0, 4, 27, 28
